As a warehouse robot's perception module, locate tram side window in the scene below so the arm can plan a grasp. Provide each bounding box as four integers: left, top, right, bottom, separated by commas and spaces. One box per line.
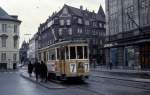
77, 46, 83, 59
49, 50, 55, 60
66, 47, 69, 59
70, 47, 76, 59
84, 46, 88, 59
57, 48, 60, 60
51, 54, 55, 60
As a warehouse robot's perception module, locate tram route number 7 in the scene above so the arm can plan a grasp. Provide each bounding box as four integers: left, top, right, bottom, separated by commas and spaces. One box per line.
84, 63, 89, 72
70, 63, 77, 73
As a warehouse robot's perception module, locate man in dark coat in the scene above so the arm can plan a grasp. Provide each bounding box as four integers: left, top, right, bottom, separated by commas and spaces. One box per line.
40, 61, 48, 82
34, 61, 41, 81
28, 61, 33, 77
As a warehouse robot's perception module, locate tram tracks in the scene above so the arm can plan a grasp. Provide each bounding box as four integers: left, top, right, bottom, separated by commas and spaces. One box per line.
48, 79, 105, 95
88, 75, 150, 91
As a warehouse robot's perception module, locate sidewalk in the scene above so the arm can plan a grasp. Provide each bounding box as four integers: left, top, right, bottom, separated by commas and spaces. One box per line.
91, 66, 150, 83
91, 66, 150, 74
20, 69, 66, 89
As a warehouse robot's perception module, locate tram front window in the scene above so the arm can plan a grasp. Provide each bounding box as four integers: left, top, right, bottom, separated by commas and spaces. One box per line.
77, 46, 83, 59
84, 46, 88, 59
70, 47, 76, 59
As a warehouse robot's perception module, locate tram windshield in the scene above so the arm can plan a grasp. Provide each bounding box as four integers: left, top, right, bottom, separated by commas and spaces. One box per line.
70, 46, 88, 59
56, 45, 88, 60
70, 47, 76, 59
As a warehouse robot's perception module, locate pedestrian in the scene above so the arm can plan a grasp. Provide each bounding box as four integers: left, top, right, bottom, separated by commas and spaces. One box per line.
28, 61, 33, 77
40, 61, 48, 82
109, 61, 112, 70
34, 60, 41, 81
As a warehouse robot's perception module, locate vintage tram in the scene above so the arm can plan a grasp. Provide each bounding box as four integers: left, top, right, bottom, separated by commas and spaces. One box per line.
38, 40, 89, 81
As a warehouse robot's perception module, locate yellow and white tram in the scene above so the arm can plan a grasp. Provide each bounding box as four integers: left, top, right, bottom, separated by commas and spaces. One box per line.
38, 40, 89, 81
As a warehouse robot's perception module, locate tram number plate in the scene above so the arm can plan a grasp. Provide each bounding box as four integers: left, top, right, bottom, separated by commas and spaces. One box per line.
84, 63, 89, 72
70, 63, 77, 73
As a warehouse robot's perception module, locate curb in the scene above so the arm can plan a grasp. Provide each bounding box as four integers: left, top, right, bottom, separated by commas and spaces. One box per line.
92, 74, 150, 84
91, 69, 150, 74
20, 73, 66, 89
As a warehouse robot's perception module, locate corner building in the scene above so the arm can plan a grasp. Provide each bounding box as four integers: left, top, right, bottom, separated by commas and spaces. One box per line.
36, 4, 106, 65
0, 7, 21, 70
105, 0, 150, 69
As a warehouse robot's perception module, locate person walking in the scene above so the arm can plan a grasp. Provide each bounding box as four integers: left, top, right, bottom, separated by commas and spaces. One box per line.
28, 61, 33, 77
34, 60, 41, 81
40, 61, 48, 82
109, 61, 113, 70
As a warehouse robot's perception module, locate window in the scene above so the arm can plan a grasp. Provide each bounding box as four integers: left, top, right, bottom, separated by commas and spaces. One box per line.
69, 28, 72, 35
85, 20, 90, 25
59, 28, 62, 36
78, 18, 82, 24
99, 23, 102, 28
2, 37, 6, 47
70, 47, 76, 59
93, 22, 97, 27
13, 53, 17, 61
66, 19, 71, 25
78, 28, 82, 34
1, 53, 6, 61
49, 50, 55, 60
77, 46, 83, 59
14, 25, 17, 33
2, 24, 7, 32
84, 46, 88, 59
14, 38, 18, 48
60, 20, 64, 26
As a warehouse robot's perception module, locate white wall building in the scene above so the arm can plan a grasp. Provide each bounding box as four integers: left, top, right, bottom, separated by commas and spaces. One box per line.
0, 7, 21, 70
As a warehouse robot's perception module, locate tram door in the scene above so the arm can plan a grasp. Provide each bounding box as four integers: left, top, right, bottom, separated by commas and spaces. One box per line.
57, 47, 65, 74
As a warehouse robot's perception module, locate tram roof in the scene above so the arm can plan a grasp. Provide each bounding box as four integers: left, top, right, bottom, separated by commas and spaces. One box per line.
38, 40, 88, 51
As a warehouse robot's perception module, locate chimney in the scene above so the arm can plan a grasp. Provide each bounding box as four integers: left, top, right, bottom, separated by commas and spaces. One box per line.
80, 5, 83, 10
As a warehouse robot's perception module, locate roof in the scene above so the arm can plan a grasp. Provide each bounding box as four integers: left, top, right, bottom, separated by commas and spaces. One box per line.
0, 7, 21, 23
64, 4, 105, 22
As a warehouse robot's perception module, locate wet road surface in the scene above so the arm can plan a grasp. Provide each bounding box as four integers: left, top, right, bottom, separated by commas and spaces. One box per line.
0, 71, 150, 95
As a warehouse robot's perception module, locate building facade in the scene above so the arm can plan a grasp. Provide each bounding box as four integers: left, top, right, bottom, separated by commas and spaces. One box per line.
105, 0, 150, 69
0, 7, 21, 69
35, 4, 106, 65
19, 41, 29, 64
27, 35, 36, 63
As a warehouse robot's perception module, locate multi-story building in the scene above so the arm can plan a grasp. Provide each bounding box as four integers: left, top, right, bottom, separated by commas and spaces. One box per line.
19, 41, 29, 64
0, 7, 21, 69
35, 4, 106, 65
27, 35, 36, 63
105, 0, 150, 69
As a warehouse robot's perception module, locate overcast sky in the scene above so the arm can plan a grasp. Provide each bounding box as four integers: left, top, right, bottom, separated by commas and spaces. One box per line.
0, 0, 105, 47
